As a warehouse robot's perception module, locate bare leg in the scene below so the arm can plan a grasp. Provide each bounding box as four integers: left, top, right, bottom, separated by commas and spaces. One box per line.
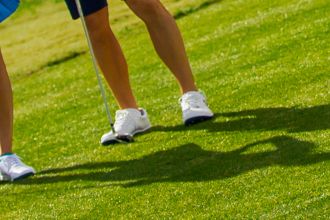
0, 51, 13, 154
85, 7, 138, 109
125, 0, 198, 94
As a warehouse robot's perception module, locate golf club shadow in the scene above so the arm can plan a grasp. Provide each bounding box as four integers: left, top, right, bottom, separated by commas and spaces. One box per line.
152, 104, 330, 133
13, 135, 330, 187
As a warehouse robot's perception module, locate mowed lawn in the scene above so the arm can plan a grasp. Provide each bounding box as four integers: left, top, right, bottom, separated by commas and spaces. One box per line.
0, 0, 329, 218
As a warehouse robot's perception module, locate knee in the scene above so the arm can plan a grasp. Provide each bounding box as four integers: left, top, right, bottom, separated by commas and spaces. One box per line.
85, 10, 110, 41
126, 0, 168, 23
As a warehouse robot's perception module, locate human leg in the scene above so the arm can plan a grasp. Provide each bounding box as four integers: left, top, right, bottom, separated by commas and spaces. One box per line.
0, 51, 13, 154
125, 0, 213, 124
125, 0, 198, 94
65, 1, 152, 144
84, 7, 139, 109
0, 51, 35, 181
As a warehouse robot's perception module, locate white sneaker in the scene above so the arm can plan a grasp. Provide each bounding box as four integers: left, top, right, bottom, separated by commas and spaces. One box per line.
180, 91, 214, 125
0, 154, 36, 181
0, 172, 10, 181
101, 108, 151, 145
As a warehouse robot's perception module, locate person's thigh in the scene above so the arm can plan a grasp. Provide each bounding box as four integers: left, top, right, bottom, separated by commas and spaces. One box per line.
64, 0, 108, 19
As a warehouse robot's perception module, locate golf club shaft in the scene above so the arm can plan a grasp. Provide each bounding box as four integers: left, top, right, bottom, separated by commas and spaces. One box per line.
74, 0, 116, 134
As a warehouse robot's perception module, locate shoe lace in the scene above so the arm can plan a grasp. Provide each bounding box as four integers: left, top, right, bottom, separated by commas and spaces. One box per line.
3, 155, 22, 168
180, 93, 207, 110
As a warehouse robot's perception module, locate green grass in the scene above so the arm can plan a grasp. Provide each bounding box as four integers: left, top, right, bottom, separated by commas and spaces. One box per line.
1, 0, 329, 218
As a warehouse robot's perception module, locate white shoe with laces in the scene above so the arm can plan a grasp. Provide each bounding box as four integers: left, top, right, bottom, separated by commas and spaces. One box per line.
180, 91, 214, 125
101, 108, 151, 146
0, 154, 35, 181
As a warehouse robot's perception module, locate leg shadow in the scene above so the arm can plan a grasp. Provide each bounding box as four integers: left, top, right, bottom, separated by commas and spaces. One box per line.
13, 135, 329, 187
152, 104, 330, 133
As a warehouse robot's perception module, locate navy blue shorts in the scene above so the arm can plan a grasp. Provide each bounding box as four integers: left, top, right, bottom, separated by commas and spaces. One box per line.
65, 0, 108, 19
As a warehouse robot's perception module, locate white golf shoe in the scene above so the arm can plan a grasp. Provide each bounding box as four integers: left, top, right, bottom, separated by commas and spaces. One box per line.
101, 108, 151, 145
180, 91, 214, 125
0, 154, 35, 181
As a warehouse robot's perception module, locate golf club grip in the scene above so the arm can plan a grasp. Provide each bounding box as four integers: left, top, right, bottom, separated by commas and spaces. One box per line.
74, 0, 116, 134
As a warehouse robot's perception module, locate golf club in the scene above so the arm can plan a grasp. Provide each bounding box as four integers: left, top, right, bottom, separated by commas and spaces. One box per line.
74, 0, 133, 144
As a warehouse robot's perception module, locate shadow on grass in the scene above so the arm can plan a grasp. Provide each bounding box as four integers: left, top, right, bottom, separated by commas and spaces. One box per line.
7, 104, 329, 187
13, 135, 330, 187
174, 0, 223, 19
152, 104, 330, 133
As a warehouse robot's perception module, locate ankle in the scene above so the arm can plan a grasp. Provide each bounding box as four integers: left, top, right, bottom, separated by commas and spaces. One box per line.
119, 102, 139, 110
119, 105, 139, 111
181, 84, 198, 94
1, 152, 14, 157
182, 88, 198, 95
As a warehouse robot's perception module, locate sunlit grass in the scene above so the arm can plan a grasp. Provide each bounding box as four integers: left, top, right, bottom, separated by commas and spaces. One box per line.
0, 0, 329, 218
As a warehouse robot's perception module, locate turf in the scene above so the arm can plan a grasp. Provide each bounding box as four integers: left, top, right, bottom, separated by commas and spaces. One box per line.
0, 0, 329, 218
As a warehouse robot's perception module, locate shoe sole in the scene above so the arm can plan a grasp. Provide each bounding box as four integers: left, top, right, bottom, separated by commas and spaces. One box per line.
12, 172, 35, 181
101, 125, 152, 146
184, 115, 213, 126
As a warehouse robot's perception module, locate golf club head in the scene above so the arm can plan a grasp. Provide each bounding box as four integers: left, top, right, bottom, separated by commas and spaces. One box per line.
101, 133, 134, 146
116, 133, 134, 143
